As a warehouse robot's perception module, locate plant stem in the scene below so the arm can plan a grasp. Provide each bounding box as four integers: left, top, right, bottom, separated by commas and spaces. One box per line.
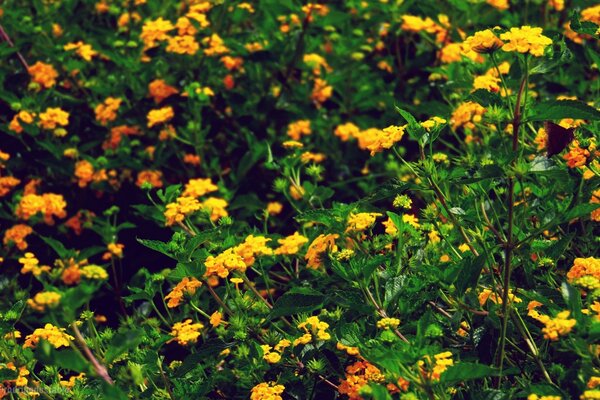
71, 323, 113, 385
496, 69, 528, 380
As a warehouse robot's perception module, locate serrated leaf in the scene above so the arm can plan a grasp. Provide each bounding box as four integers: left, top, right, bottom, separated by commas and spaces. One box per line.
468, 89, 502, 107
268, 288, 324, 320
563, 203, 600, 221
105, 330, 144, 363
440, 363, 502, 383
36, 340, 90, 373
455, 254, 486, 295
527, 100, 600, 122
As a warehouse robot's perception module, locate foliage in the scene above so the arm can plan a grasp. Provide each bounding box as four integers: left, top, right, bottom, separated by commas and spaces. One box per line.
0, 0, 599, 399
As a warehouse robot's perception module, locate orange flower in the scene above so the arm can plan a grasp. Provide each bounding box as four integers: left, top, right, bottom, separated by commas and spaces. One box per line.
148, 79, 178, 103
136, 170, 163, 188
3, 224, 33, 250
94, 97, 122, 125
0, 176, 21, 197
28, 61, 58, 88
39, 107, 69, 130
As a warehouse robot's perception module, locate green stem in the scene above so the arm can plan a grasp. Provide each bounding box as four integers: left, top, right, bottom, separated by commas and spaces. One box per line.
496, 66, 528, 381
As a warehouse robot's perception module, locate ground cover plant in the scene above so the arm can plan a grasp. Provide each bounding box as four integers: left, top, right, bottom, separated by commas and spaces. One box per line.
1, 0, 600, 399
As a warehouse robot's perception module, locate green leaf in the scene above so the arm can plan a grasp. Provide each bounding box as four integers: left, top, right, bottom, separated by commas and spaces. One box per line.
440, 363, 503, 383
370, 384, 393, 400
105, 330, 144, 363
40, 236, 71, 258
468, 89, 502, 107
136, 238, 177, 260
527, 100, 600, 122
455, 254, 486, 295
0, 368, 19, 381
560, 282, 582, 318
36, 340, 90, 373
563, 203, 600, 221
173, 339, 232, 377
268, 288, 324, 320
529, 40, 573, 75
570, 11, 599, 36
395, 106, 426, 143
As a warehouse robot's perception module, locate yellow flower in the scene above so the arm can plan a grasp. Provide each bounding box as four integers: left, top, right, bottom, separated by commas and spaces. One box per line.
527, 395, 562, 400
80, 265, 109, 280
581, 5, 600, 25
28, 61, 58, 89
18, 252, 50, 276
304, 53, 330, 75
63, 41, 98, 61
23, 324, 74, 348
202, 33, 230, 56
39, 107, 69, 130
170, 319, 204, 345
346, 212, 382, 232
27, 291, 61, 312
266, 201, 283, 215
548, 0, 564, 11
464, 29, 504, 54
166, 35, 200, 55
234, 235, 273, 266
486, 0, 509, 10
450, 102, 486, 131
535, 311, 576, 341
500, 26, 552, 57
16, 193, 67, 224
164, 277, 202, 308
201, 197, 229, 221
164, 196, 202, 226
300, 151, 326, 164
147, 106, 175, 128
376, 317, 400, 330
274, 232, 309, 255
567, 257, 600, 291
305, 234, 339, 269
354, 125, 405, 156
140, 17, 174, 49
402, 214, 420, 229
295, 315, 331, 345
382, 217, 398, 235
209, 311, 222, 327
260, 345, 282, 364
250, 382, 285, 400
479, 288, 522, 306
282, 140, 304, 148
182, 178, 218, 198
337, 342, 360, 356
334, 122, 360, 141
473, 74, 500, 92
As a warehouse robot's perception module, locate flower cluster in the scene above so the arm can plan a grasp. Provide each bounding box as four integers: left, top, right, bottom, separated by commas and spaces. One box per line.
170, 319, 204, 345
165, 277, 203, 308
305, 233, 339, 269
567, 257, 600, 292
338, 361, 385, 399
250, 382, 285, 400
294, 315, 331, 345
23, 324, 74, 349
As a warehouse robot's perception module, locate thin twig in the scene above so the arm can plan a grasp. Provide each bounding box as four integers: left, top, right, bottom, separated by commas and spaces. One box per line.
0, 23, 29, 71
70, 323, 113, 385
